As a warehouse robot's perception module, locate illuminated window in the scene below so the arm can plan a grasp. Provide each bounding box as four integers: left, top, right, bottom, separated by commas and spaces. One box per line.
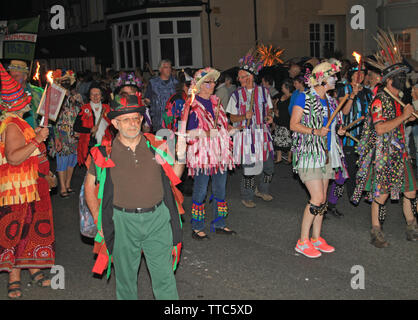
395, 32, 411, 58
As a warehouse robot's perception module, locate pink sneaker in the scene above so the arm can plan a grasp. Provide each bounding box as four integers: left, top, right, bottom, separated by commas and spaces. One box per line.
295, 239, 322, 258
311, 237, 335, 253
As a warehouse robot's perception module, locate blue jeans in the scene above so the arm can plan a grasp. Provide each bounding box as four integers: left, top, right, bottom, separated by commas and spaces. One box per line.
191, 171, 227, 232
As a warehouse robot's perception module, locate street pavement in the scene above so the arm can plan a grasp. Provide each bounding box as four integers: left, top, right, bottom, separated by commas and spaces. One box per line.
0, 162, 417, 300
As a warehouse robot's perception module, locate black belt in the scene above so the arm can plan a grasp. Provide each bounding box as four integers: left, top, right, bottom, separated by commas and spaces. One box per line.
114, 201, 162, 214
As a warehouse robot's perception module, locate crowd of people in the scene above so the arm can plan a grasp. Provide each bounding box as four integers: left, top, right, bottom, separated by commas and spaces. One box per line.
0, 28, 417, 300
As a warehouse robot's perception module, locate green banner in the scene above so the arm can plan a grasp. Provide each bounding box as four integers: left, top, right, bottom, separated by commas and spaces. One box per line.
0, 16, 40, 61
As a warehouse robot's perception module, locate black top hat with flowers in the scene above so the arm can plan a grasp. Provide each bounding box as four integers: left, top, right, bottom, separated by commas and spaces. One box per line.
108, 94, 146, 120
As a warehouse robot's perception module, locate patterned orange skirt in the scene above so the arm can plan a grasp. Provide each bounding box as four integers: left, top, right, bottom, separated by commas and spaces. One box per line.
0, 164, 55, 272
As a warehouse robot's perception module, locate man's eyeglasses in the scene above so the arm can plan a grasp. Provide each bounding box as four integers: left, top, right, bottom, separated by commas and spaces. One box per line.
115, 117, 142, 125
237, 75, 250, 80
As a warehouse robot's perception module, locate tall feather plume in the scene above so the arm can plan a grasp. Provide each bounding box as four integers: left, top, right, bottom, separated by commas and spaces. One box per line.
366, 28, 404, 72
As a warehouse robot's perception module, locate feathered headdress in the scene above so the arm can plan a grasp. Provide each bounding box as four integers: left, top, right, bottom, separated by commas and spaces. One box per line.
238, 48, 264, 76
52, 69, 76, 85
366, 28, 410, 82
115, 72, 143, 90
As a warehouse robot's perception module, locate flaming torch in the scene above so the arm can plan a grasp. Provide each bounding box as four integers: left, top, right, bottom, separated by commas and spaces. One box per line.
176, 86, 198, 164
32, 61, 42, 87
179, 86, 197, 136
352, 51, 362, 84
41, 71, 54, 127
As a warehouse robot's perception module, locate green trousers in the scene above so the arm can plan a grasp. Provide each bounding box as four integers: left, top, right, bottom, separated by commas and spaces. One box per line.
112, 203, 179, 300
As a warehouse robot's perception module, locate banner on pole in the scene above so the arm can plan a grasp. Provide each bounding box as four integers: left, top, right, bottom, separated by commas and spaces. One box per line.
0, 16, 40, 61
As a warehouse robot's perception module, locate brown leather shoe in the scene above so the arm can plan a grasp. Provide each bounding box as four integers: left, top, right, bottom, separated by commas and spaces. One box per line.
255, 189, 273, 202
241, 200, 256, 208
370, 227, 389, 248
406, 222, 418, 241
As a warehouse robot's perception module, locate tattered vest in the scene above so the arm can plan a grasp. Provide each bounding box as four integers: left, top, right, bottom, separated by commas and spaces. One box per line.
186, 95, 234, 177
230, 86, 274, 165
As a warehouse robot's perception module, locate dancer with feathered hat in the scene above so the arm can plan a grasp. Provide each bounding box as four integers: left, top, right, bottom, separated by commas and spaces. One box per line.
351, 29, 418, 247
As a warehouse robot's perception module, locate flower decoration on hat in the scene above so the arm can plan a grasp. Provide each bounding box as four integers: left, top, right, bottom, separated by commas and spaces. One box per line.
52, 69, 76, 85
115, 72, 143, 90
108, 93, 145, 120
306, 60, 341, 87
189, 67, 220, 94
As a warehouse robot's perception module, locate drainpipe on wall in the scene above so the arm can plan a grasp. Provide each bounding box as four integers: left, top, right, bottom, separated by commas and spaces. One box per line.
254, 0, 258, 44
205, 0, 213, 66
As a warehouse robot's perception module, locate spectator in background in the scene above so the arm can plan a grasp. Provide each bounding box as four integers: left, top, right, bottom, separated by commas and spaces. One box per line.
144, 59, 178, 133
261, 74, 280, 100
216, 73, 237, 110
162, 70, 193, 195
288, 73, 307, 115
73, 85, 112, 166
77, 71, 93, 104
272, 79, 294, 164
53, 73, 82, 198
288, 62, 302, 79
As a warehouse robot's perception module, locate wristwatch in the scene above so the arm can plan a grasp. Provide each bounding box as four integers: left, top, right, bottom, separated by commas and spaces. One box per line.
311, 128, 315, 135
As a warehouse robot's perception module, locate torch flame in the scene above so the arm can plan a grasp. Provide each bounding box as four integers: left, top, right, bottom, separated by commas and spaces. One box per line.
352, 51, 362, 65
46, 71, 54, 84
190, 87, 197, 105
33, 62, 41, 81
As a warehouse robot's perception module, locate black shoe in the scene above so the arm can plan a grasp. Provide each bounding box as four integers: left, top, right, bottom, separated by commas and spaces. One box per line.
215, 228, 237, 236
59, 192, 70, 199
192, 230, 209, 240
329, 207, 344, 218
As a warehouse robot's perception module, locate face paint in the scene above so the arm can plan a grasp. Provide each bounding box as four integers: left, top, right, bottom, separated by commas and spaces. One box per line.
391, 73, 407, 92
326, 76, 337, 89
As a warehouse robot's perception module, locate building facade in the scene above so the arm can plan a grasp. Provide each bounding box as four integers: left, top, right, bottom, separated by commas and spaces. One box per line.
105, 0, 203, 71
2, 0, 416, 74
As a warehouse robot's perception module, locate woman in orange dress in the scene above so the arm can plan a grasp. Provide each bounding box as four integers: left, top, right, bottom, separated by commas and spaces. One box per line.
0, 63, 55, 299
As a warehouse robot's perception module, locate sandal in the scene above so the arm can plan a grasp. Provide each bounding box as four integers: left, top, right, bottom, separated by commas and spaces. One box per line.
7, 281, 23, 299
192, 230, 209, 241
215, 227, 237, 236
66, 188, 75, 194
30, 271, 51, 288
59, 192, 70, 198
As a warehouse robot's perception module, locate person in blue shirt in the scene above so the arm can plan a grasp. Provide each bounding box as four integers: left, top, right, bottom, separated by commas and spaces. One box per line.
327, 63, 373, 218
290, 61, 347, 258
288, 73, 307, 115
144, 60, 178, 133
